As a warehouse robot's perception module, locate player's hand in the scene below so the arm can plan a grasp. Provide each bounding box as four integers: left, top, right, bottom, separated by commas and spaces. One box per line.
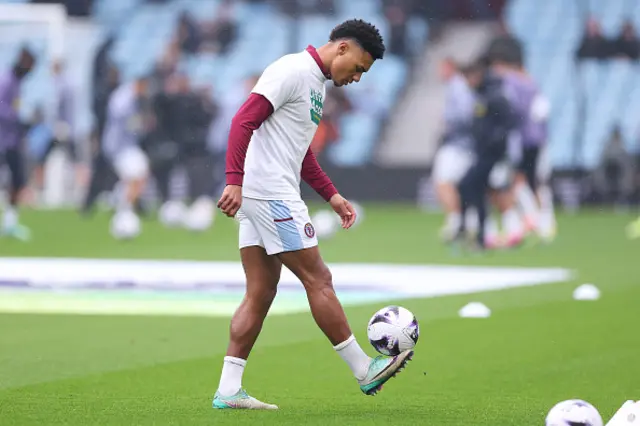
329, 193, 357, 229
217, 185, 242, 217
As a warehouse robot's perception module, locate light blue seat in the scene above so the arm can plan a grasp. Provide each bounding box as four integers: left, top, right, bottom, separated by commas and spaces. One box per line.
328, 112, 379, 167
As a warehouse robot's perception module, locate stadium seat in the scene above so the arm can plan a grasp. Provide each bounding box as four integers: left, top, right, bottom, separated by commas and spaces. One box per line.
327, 112, 379, 167
507, 0, 640, 168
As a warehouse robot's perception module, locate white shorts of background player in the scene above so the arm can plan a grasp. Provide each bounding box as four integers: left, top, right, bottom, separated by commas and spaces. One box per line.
113, 145, 149, 182
432, 144, 475, 185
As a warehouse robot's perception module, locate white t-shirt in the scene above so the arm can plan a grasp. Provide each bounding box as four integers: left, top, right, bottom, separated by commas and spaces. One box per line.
242, 49, 327, 200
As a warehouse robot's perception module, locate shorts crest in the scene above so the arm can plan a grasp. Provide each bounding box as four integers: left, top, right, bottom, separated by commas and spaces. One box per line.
304, 222, 315, 238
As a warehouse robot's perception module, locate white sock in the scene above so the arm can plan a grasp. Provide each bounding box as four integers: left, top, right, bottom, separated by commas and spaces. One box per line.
537, 185, 556, 235
465, 208, 479, 235
485, 216, 499, 241
515, 183, 539, 225
2, 206, 18, 230
334, 335, 371, 381
446, 212, 461, 231
502, 208, 522, 237
217, 356, 246, 397
538, 185, 554, 216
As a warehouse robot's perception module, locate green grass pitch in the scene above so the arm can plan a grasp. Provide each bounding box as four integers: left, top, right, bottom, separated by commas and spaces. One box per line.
0, 206, 638, 425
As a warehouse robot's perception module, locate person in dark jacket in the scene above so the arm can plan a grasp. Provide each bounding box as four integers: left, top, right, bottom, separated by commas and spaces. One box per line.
80, 65, 121, 216
456, 64, 517, 249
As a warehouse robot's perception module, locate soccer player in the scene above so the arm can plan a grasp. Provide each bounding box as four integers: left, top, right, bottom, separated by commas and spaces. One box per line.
432, 58, 482, 242
214, 19, 412, 410
457, 59, 517, 250
473, 42, 537, 249
487, 44, 555, 244
512, 68, 555, 242
102, 76, 150, 231
0, 48, 36, 240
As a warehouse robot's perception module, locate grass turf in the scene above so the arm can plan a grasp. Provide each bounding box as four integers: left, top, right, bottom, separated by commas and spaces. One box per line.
0, 206, 638, 425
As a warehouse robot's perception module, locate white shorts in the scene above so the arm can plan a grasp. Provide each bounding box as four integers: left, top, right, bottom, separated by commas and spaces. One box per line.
237, 197, 318, 255
489, 160, 515, 190
113, 145, 149, 181
432, 144, 474, 184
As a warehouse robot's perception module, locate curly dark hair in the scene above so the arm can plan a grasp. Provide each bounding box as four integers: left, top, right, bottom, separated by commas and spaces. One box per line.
329, 19, 385, 60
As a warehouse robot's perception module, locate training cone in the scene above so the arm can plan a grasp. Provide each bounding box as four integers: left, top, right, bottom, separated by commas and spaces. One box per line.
573, 284, 601, 301
458, 302, 491, 318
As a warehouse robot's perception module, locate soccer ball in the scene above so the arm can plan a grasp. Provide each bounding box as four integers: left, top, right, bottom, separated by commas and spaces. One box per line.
159, 200, 186, 228
183, 197, 215, 232
545, 399, 603, 426
110, 210, 141, 240
367, 306, 419, 356
311, 210, 339, 239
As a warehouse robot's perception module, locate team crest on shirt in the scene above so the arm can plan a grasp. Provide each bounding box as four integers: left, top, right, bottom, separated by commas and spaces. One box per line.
304, 222, 315, 238
309, 88, 324, 125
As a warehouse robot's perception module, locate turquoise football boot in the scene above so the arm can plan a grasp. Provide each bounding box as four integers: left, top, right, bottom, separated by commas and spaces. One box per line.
0, 224, 32, 241
212, 388, 278, 410
358, 350, 413, 396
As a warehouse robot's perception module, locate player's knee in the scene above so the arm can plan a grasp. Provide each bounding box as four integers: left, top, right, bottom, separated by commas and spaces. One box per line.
247, 284, 278, 305
303, 266, 333, 293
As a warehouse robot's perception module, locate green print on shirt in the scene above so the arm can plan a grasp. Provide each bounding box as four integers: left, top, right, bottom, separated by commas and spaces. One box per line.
309, 88, 324, 125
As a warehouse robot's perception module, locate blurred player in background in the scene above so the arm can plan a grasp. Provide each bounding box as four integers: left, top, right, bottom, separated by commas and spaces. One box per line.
433, 58, 482, 241
0, 47, 36, 241
456, 58, 517, 250
102, 76, 150, 235
81, 65, 120, 216
482, 40, 528, 248
485, 38, 555, 244
513, 68, 555, 242
29, 61, 79, 204
208, 74, 261, 198
214, 19, 412, 410
166, 75, 217, 231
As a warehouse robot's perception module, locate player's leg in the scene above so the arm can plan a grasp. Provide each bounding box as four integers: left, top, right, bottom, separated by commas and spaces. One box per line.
458, 160, 486, 243
433, 145, 471, 240
226, 246, 281, 361
151, 160, 172, 205
1, 147, 30, 240
514, 147, 541, 232
277, 246, 412, 395
216, 247, 281, 399
108, 147, 148, 237
213, 214, 280, 410
488, 159, 523, 243
278, 246, 353, 346
460, 155, 498, 249
31, 137, 55, 197
247, 198, 412, 395
488, 162, 523, 248
113, 146, 148, 213
81, 143, 112, 216
184, 154, 215, 231
535, 145, 556, 241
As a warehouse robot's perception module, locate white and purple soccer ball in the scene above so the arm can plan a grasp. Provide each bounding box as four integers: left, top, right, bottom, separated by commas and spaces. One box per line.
545, 399, 603, 426
367, 306, 419, 356
110, 210, 141, 240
